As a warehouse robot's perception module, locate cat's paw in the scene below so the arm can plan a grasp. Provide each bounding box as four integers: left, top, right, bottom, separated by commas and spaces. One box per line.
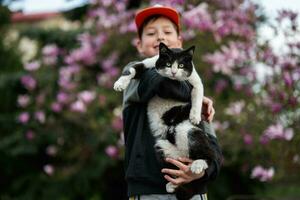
166, 182, 177, 193
189, 109, 201, 125
190, 159, 208, 174
113, 76, 131, 91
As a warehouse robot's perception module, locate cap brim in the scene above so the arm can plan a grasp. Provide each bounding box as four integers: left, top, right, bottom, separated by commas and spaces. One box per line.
135, 6, 180, 31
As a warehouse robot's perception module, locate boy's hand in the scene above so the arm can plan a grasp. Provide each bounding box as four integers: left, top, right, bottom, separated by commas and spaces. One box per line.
161, 157, 205, 186
202, 96, 215, 122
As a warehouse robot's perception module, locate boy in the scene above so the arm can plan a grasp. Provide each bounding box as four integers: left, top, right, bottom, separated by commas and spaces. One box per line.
122, 4, 222, 200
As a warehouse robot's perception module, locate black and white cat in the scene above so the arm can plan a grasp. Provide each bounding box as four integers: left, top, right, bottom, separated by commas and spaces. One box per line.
114, 43, 215, 200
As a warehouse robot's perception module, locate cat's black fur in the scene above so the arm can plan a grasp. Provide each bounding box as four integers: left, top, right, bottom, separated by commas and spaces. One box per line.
114, 43, 216, 200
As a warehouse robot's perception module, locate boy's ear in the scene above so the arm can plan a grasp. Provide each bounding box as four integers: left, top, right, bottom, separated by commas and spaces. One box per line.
177, 35, 183, 48
136, 39, 144, 55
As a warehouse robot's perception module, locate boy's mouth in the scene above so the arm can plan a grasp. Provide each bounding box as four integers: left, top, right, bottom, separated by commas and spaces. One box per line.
154, 44, 169, 50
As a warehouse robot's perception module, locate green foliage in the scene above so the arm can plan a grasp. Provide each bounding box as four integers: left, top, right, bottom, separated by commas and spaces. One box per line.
19, 27, 83, 50
63, 3, 89, 22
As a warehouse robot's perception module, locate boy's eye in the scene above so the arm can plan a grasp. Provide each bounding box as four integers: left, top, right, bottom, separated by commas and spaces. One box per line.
166, 62, 171, 67
146, 32, 155, 36
179, 64, 184, 68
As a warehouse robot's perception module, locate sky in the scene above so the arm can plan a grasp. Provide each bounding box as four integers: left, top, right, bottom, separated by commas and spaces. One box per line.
9, 0, 88, 13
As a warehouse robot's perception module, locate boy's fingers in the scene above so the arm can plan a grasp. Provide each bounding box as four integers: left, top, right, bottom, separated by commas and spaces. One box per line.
178, 157, 193, 163
165, 158, 189, 172
202, 96, 213, 114
206, 107, 215, 122
164, 175, 182, 185
161, 168, 182, 177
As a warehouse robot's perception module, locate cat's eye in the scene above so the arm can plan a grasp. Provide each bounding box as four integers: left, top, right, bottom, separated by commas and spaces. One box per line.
166, 63, 171, 67
179, 64, 184, 68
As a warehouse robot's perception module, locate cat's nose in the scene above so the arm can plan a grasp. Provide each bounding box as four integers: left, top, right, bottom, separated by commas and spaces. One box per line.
172, 72, 176, 76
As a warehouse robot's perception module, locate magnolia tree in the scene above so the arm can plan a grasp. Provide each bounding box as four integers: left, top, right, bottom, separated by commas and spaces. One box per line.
14, 0, 299, 196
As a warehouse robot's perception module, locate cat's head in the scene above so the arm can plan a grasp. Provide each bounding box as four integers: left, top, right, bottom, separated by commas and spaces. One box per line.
155, 43, 195, 81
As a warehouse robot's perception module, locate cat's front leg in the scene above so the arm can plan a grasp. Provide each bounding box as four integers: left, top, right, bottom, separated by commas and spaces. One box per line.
142, 54, 159, 68
113, 55, 159, 92
188, 68, 204, 125
113, 67, 137, 91
190, 159, 208, 174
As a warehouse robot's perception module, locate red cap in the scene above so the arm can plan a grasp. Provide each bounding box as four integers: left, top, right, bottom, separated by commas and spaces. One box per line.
135, 4, 180, 32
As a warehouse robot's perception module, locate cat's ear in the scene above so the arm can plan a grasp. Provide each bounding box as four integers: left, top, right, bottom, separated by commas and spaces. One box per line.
159, 43, 170, 54
186, 46, 195, 56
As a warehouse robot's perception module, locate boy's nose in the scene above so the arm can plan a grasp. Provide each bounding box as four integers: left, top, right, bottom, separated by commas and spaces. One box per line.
157, 33, 165, 41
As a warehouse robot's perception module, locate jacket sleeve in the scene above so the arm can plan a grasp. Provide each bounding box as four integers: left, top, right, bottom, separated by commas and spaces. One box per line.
194, 122, 222, 184
137, 68, 192, 103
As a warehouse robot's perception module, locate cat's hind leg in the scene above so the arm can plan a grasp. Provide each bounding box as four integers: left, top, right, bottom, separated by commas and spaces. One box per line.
166, 182, 177, 193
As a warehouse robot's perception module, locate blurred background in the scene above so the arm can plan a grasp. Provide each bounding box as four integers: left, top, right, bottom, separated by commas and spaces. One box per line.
0, 0, 299, 199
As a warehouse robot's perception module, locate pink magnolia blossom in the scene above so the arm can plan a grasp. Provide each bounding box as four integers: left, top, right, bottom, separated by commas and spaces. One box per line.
43, 56, 57, 66
42, 44, 59, 65
17, 95, 30, 107
225, 101, 245, 116
34, 111, 46, 124
204, 42, 249, 75
43, 164, 55, 176
243, 134, 253, 145
214, 79, 228, 94
58, 66, 79, 90
270, 103, 282, 113
283, 72, 293, 88
42, 44, 59, 57
20, 75, 37, 91
100, 53, 120, 77
58, 78, 77, 90
24, 61, 40, 71
57, 91, 70, 104
70, 100, 86, 113
42, 44, 60, 65
105, 145, 119, 158
51, 102, 62, 113
66, 42, 96, 66
78, 90, 96, 104
183, 3, 213, 31
18, 112, 30, 124
119, 21, 136, 33
213, 120, 229, 132
251, 165, 274, 182
261, 123, 294, 143
181, 30, 196, 41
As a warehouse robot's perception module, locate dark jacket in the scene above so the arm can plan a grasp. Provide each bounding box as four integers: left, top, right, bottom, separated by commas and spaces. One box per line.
122, 62, 222, 197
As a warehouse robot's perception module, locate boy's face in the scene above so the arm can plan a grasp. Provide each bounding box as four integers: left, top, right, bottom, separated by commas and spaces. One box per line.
136, 17, 182, 57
